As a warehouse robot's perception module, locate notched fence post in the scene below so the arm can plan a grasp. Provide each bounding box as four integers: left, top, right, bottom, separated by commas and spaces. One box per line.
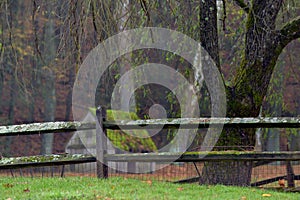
96, 106, 108, 178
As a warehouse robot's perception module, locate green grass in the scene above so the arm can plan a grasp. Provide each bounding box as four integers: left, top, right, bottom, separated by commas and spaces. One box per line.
0, 176, 299, 200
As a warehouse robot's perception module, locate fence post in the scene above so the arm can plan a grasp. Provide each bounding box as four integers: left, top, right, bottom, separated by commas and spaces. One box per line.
96, 106, 108, 178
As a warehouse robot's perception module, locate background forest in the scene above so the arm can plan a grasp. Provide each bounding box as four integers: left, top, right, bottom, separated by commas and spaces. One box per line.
0, 0, 299, 186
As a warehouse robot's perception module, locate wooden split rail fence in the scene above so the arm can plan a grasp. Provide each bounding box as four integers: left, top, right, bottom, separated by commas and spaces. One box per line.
1, 107, 300, 186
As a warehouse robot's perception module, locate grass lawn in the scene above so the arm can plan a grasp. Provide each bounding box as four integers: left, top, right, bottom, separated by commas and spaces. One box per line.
0, 176, 299, 200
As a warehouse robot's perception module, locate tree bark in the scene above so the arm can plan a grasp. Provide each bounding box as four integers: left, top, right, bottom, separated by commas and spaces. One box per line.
4, 0, 20, 157
41, 4, 57, 155
200, 0, 300, 186
198, 0, 253, 186
199, 0, 220, 70
263, 59, 284, 153
200, 161, 252, 186
0, 68, 3, 117
199, 0, 248, 185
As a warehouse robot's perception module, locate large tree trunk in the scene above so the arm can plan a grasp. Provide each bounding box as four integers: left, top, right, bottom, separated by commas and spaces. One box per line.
199, 0, 300, 186
200, 160, 253, 186
199, 0, 253, 186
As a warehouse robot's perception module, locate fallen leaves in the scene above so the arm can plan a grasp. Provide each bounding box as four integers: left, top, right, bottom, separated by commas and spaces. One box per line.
147, 180, 152, 185
262, 193, 272, 197
3, 183, 14, 188
23, 188, 30, 193
142, 180, 152, 186
241, 193, 272, 199
95, 197, 113, 200
278, 179, 285, 187
176, 187, 184, 191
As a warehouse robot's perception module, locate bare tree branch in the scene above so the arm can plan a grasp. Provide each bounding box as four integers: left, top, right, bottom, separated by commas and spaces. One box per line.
278, 16, 300, 49
232, 0, 249, 13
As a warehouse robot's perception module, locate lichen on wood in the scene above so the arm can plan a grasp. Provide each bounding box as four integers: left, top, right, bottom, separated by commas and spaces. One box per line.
0, 118, 299, 137
105, 151, 300, 162
0, 121, 96, 136
103, 117, 300, 130
0, 154, 96, 169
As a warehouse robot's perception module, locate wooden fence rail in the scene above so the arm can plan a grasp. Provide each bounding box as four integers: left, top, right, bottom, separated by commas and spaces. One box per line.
102, 117, 300, 129
0, 108, 300, 186
104, 151, 300, 162
0, 121, 96, 136
0, 154, 96, 170
1, 117, 299, 137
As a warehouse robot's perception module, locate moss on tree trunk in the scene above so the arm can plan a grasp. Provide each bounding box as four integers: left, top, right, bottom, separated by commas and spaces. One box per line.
199, 0, 300, 186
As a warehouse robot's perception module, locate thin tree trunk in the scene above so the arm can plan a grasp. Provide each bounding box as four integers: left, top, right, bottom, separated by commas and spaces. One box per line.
41, 6, 56, 155
65, 67, 74, 121
5, 77, 17, 156
41, 69, 56, 155
4, 0, 20, 157
263, 59, 284, 153
0, 68, 3, 117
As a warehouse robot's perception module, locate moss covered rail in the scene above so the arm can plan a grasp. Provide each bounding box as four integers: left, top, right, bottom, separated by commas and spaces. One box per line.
1, 114, 300, 185
0, 121, 96, 137
105, 151, 300, 162
0, 154, 96, 170
103, 117, 300, 129
1, 117, 299, 137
